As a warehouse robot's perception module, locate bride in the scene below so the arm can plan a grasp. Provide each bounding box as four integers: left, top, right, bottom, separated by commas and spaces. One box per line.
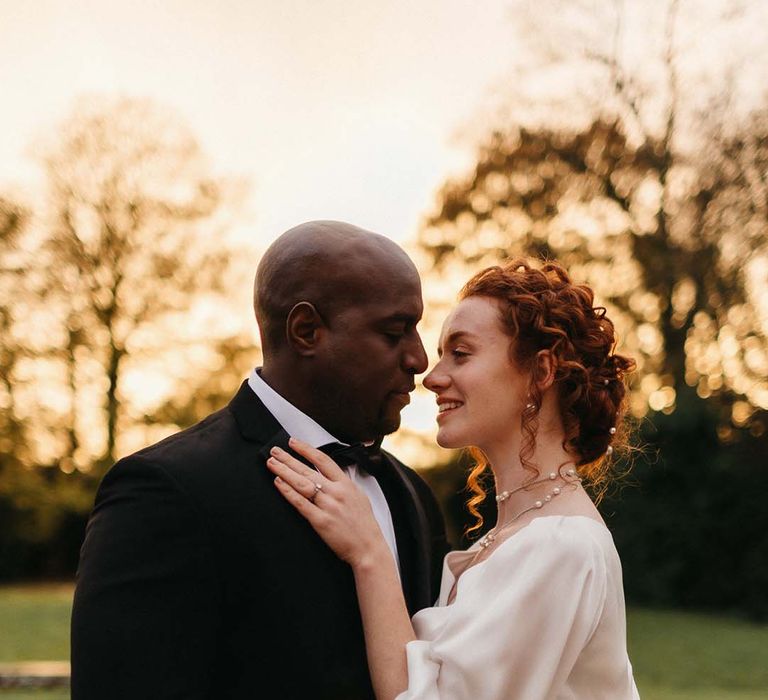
267, 259, 640, 700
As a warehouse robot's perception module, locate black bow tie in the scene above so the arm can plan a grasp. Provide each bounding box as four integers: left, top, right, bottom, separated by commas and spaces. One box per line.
318, 440, 384, 476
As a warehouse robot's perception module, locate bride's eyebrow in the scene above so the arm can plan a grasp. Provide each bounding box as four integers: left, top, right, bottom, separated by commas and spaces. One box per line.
437, 330, 477, 354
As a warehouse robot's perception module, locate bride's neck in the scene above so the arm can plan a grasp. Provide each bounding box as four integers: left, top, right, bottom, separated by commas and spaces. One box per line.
484, 428, 576, 521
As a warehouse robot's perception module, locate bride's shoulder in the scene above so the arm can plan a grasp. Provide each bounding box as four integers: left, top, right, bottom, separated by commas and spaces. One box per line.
444, 517, 617, 607
528, 513, 611, 537
526, 513, 612, 543
496, 515, 616, 570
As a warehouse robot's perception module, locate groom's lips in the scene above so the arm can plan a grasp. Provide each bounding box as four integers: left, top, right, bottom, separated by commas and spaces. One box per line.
389, 385, 415, 406
391, 392, 411, 406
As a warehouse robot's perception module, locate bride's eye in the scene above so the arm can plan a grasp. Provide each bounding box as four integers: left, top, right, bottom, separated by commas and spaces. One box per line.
452, 349, 469, 359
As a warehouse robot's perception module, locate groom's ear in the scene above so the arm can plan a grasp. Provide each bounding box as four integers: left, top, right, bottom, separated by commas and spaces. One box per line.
285, 301, 326, 356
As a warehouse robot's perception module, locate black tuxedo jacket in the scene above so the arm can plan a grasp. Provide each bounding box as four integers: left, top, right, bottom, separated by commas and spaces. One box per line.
71, 381, 450, 699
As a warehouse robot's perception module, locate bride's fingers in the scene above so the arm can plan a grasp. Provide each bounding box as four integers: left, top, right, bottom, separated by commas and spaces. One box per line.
273, 474, 322, 522
287, 437, 346, 481
269, 446, 325, 482
266, 456, 322, 501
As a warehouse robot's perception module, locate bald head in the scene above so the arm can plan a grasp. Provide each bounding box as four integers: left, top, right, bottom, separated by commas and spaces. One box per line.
254, 220, 419, 356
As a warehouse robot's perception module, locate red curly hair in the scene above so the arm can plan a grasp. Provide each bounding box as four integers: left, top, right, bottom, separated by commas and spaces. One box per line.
460, 259, 636, 535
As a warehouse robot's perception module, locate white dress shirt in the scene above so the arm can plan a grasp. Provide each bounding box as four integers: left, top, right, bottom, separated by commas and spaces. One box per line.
248, 368, 400, 576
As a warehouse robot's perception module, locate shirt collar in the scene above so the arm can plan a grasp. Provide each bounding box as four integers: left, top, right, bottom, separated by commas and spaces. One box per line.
247, 367, 342, 448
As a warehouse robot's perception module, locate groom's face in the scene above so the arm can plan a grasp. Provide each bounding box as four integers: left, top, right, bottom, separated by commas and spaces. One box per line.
314, 272, 428, 443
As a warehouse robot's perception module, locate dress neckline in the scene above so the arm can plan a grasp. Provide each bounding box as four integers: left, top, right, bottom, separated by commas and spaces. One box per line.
443, 515, 610, 604
459, 514, 606, 555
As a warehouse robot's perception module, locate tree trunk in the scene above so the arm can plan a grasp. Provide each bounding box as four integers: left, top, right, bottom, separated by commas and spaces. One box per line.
102, 342, 124, 471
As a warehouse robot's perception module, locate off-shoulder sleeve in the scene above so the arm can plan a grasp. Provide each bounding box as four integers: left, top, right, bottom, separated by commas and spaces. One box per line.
397, 518, 608, 700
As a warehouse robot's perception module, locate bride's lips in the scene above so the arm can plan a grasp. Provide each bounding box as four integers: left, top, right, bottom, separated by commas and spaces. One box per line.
436, 399, 464, 422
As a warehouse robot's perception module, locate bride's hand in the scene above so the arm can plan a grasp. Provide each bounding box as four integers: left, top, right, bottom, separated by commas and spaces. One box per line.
266, 438, 387, 568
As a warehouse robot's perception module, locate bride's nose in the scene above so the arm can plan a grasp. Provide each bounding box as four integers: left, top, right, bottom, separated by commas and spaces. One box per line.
423, 364, 449, 393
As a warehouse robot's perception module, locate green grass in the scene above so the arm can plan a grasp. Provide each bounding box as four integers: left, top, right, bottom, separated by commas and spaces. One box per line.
637, 691, 768, 700
0, 584, 72, 699
1, 584, 768, 699
0, 693, 69, 700
627, 608, 768, 699
0, 584, 72, 662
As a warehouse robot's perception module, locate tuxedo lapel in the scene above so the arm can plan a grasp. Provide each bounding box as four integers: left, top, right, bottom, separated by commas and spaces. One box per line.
228, 380, 283, 445
373, 455, 433, 614
228, 379, 433, 611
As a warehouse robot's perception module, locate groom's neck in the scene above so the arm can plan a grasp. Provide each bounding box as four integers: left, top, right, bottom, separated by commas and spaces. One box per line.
259, 362, 320, 422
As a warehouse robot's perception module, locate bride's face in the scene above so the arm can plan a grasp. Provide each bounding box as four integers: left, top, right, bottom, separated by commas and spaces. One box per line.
423, 296, 529, 450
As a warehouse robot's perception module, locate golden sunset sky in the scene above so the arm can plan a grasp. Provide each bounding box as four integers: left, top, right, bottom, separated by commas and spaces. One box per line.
3, 1, 764, 466
0, 0, 528, 464
0, 0, 520, 246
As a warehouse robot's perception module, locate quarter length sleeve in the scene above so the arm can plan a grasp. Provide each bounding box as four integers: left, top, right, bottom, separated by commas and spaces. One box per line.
397, 519, 609, 700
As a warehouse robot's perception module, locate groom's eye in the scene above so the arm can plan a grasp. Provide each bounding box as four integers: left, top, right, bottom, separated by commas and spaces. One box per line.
381, 325, 407, 341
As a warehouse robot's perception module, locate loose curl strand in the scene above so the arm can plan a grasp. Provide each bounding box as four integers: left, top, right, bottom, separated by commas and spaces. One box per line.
460, 259, 636, 537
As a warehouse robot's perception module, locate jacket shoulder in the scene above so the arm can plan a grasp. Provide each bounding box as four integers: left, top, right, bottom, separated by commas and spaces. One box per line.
100, 405, 253, 506
131, 406, 236, 461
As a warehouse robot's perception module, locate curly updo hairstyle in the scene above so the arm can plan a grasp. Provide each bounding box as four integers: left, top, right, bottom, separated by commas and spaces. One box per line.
461, 259, 636, 534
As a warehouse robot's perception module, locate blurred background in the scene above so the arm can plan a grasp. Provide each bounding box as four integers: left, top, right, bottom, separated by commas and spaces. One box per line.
1, 1, 767, 698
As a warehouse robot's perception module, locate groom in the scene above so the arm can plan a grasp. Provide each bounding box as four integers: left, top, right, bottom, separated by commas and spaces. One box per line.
71, 221, 449, 699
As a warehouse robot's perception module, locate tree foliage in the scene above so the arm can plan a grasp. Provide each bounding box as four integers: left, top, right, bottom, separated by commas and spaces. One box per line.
420, 0, 768, 436
416, 0, 768, 619
0, 98, 257, 578
0, 194, 30, 468
32, 96, 247, 471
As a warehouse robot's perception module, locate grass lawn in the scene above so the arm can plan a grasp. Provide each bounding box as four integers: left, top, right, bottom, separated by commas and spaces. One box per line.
1, 583, 767, 698
627, 608, 768, 700
0, 694, 69, 700
0, 584, 71, 662
0, 584, 72, 700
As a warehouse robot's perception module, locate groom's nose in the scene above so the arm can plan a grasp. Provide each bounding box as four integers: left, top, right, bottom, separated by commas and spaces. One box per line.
403, 332, 428, 375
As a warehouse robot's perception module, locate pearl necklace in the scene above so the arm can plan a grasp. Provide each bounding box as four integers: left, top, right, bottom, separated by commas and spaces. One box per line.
477, 467, 582, 550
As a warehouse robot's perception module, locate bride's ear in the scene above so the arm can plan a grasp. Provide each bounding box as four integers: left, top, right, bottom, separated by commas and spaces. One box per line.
533, 350, 556, 391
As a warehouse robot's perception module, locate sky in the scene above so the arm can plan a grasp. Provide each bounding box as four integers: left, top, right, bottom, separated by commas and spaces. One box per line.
3, 0, 763, 465
0, 0, 523, 463
0, 0, 519, 246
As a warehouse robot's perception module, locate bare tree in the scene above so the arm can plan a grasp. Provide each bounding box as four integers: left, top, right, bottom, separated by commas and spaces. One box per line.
0, 195, 30, 466
419, 0, 768, 434
33, 96, 248, 471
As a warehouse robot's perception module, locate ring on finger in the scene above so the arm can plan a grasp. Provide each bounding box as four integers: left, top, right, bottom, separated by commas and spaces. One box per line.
308, 482, 323, 504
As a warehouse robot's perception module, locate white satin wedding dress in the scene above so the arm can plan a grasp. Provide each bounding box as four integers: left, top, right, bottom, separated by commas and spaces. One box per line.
397, 515, 640, 699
